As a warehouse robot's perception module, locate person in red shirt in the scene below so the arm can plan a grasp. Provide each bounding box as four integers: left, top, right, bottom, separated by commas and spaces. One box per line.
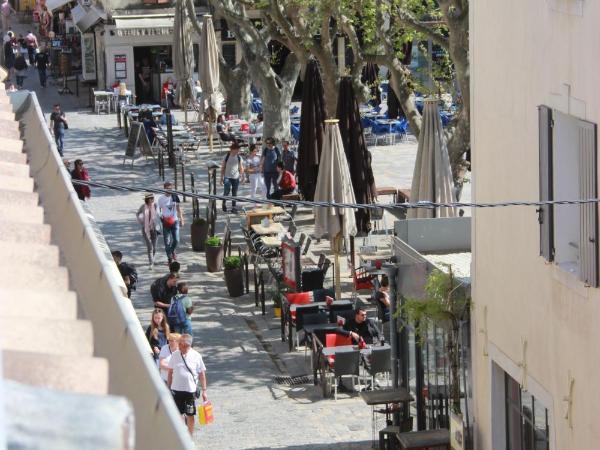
271, 161, 296, 199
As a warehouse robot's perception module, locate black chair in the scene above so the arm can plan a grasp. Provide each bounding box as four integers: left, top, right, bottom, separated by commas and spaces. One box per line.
302, 311, 330, 359
322, 258, 331, 277
291, 304, 320, 351
328, 303, 354, 324
330, 349, 361, 400
297, 233, 306, 248
366, 347, 391, 388
288, 223, 297, 238
317, 253, 326, 269
302, 237, 312, 255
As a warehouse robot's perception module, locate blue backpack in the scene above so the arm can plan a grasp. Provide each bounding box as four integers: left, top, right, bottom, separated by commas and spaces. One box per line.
168, 295, 187, 327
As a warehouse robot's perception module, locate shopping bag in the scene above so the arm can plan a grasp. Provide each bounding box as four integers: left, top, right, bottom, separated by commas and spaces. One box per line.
198, 400, 214, 425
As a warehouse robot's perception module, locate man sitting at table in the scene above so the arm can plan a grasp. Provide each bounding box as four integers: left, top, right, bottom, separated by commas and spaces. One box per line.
339, 307, 381, 345
216, 114, 236, 142
270, 161, 296, 200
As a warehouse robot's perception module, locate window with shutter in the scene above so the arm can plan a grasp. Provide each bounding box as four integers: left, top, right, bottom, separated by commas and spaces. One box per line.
538, 106, 554, 261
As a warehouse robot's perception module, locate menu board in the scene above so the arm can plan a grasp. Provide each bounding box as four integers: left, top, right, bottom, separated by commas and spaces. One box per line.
115, 54, 127, 80
82, 34, 96, 80
125, 122, 142, 159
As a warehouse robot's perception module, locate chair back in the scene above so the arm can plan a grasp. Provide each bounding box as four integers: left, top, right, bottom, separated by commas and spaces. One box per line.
328, 303, 354, 323
369, 347, 391, 375
317, 254, 326, 269
325, 333, 353, 347
295, 304, 320, 331
286, 292, 311, 305
297, 233, 306, 248
303, 311, 329, 327
333, 349, 360, 377
322, 258, 331, 277
302, 237, 312, 255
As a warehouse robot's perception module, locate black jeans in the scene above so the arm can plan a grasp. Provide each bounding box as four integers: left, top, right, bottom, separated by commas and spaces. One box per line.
271, 187, 294, 200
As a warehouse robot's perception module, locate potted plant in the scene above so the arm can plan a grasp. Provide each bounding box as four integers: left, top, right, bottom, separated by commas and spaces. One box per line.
190, 217, 208, 251
271, 285, 285, 318
205, 236, 223, 272
223, 256, 245, 297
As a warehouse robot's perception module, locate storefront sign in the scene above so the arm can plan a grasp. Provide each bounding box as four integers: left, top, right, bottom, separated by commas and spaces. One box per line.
114, 54, 127, 79
220, 20, 235, 41
115, 28, 173, 37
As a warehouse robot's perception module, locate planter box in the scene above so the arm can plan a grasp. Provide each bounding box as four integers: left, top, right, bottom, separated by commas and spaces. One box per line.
191, 222, 208, 251
205, 245, 223, 272
224, 267, 244, 297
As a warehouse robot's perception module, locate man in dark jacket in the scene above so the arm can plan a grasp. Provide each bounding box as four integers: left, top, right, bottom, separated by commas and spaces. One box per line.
151, 273, 178, 315
339, 307, 381, 344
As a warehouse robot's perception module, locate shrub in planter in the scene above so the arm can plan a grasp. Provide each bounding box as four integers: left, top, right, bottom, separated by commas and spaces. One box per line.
190, 217, 208, 251
205, 236, 223, 272
223, 256, 244, 297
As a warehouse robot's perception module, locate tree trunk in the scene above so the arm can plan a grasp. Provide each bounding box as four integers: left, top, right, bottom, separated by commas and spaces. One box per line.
220, 59, 252, 119
387, 59, 422, 139
260, 82, 294, 139
448, 325, 461, 415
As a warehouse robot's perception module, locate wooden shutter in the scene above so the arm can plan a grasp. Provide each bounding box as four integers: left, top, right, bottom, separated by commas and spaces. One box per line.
538, 106, 554, 261
578, 119, 598, 287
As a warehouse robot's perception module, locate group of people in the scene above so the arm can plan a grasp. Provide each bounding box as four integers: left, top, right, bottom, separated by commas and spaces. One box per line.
220, 138, 298, 212
3, 28, 48, 90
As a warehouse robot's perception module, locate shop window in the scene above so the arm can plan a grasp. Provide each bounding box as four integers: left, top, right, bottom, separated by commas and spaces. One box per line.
505, 374, 550, 450
538, 106, 598, 286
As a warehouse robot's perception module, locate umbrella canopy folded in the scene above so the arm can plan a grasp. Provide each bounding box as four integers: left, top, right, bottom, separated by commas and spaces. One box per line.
408, 99, 456, 218
361, 63, 380, 106
337, 77, 376, 235
173, 0, 195, 113
199, 15, 223, 116
297, 59, 326, 201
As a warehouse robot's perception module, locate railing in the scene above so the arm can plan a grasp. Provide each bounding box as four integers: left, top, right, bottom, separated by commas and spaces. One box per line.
13, 92, 195, 450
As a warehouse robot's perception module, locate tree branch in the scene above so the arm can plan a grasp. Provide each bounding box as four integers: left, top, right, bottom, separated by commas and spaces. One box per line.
393, 8, 449, 51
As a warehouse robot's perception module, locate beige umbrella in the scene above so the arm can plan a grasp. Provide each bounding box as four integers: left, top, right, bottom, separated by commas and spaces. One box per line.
199, 14, 223, 152
173, 0, 195, 124
314, 119, 357, 299
408, 98, 456, 218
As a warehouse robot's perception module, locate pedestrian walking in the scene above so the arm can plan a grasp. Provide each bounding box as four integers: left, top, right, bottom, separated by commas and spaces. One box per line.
49, 104, 68, 156
13, 53, 26, 88
3, 31, 15, 79
35, 46, 48, 87
158, 332, 181, 384
1, 0, 15, 32
246, 144, 265, 199
220, 142, 244, 213
25, 30, 37, 65
136, 193, 161, 268
281, 140, 297, 174
70, 159, 91, 201
167, 334, 208, 435
157, 181, 183, 264
167, 282, 193, 335
260, 137, 281, 198
145, 308, 170, 363
111, 250, 138, 298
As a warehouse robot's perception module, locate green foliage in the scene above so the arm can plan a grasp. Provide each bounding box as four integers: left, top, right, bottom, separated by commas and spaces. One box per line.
224, 256, 242, 270
205, 236, 222, 247
193, 217, 207, 225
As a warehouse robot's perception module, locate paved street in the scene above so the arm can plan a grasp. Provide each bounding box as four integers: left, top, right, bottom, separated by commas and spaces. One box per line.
15, 56, 468, 449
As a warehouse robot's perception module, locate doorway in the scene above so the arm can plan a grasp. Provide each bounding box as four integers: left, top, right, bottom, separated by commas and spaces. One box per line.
133, 45, 173, 104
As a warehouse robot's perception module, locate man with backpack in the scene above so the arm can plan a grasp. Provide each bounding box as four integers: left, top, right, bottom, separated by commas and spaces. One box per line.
112, 251, 138, 298
151, 273, 178, 315
260, 137, 281, 199
220, 142, 244, 213
168, 282, 193, 335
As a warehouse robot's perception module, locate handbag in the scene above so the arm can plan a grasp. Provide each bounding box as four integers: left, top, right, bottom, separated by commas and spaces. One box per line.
181, 353, 201, 399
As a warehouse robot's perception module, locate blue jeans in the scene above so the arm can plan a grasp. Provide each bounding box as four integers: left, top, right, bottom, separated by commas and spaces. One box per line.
264, 172, 278, 199
223, 177, 240, 210
54, 128, 64, 156
163, 221, 180, 260
38, 68, 46, 87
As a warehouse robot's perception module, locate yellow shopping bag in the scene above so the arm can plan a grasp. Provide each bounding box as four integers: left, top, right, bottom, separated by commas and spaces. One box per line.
198, 400, 214, 425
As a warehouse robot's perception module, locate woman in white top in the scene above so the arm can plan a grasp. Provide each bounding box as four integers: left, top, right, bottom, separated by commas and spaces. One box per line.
158, 332, 181, 383
245, 144, 265, 199
136, 193, 161, 268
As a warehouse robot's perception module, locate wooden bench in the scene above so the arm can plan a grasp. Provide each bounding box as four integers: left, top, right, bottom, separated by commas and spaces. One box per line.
376, 187, 398, 203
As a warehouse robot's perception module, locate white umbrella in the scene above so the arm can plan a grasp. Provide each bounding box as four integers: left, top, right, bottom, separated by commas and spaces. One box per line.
314, 119, 357, 299
199, 15, 223, 152
408, 98, 456, 218
173, 0, 195, 124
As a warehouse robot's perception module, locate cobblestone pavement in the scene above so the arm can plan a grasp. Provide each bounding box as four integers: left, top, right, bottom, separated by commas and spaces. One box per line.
16, 53, 469, 449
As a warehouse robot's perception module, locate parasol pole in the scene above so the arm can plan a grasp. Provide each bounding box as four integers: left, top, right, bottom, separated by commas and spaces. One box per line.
334, 233, 342, 300
208, 109, 213, 152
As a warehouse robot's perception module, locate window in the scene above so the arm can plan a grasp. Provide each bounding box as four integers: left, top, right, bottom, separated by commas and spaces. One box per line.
538, 106, 598, 286
505, 374, 550, 450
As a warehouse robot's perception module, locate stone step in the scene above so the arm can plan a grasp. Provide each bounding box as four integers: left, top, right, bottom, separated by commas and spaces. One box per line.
0, 241, 58, 267
0, 121, 20, 140
2, 350, 109, 395
0, 288, 77, 319
0, 221, 51, 244
0, 262, 69, 290
0, 189, 39, 207
0, 136, 24, 153
0, 149, 26, 164
0, 317, 93, 356
0, 202, 44, 224
0, 174, 34, 192
0, 160, 29, 178
0, 110, 15, 121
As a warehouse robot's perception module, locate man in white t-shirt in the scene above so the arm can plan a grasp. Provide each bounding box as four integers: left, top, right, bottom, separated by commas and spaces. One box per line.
168, 333, 207, 435
157, 180, 184, 264
158, 333, 180, 383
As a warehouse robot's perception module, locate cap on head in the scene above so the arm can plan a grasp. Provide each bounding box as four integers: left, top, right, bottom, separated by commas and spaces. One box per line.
144, 193, 154, 200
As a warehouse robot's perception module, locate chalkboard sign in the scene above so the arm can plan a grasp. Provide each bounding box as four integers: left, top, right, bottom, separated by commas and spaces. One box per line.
123, 122, 142, 167
138, 126, 155, 161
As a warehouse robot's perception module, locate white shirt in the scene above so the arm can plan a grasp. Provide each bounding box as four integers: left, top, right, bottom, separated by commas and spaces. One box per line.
168, 349, 206, 392
157, 193, 179, 220
158, 344, 175, 382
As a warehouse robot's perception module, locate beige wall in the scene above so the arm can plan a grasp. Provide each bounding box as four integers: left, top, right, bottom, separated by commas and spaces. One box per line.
471, 1, 600, 449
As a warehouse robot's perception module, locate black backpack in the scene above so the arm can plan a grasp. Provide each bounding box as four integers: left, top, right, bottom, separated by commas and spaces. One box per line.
224, 153, 242, 165
120, 262, 138, 291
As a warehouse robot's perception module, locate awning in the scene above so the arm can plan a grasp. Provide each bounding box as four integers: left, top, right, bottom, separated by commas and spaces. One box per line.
46, 0, 69, 12
113, 16, 174, 37
72, 4, 106, 33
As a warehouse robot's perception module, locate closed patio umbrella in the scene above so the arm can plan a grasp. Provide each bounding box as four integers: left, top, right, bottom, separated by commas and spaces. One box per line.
173, 0, 195, 123
336, 77, 376, 235
408, 98, 456, 218
361, 62, 380, 106
199, 14, 223, 152
297, 59, 326, 201
314, 119, 357, 299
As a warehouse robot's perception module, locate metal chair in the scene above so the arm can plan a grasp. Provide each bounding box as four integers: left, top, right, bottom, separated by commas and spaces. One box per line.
329, 349, 361, 400
302, 311, 329, 361
297, 233, 306, 248
302, 237, 312, 255
292, 304, 320, 352
366, 347, 391, 388
328, 302, 354, 324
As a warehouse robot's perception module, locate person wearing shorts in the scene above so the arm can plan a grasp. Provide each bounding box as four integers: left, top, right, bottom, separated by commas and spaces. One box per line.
168, 334, 207, 435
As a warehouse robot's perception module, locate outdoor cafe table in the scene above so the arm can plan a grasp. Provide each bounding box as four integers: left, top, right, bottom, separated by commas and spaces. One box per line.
360, 387, 414, 441
246, 206, 285, 227
261, 236, 281, 248
251, 222, 285, 236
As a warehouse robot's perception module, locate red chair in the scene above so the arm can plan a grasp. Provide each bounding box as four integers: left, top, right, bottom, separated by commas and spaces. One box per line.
324, 333, 353, 367
285, 292, 312, 351
350, 265, 376, 299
